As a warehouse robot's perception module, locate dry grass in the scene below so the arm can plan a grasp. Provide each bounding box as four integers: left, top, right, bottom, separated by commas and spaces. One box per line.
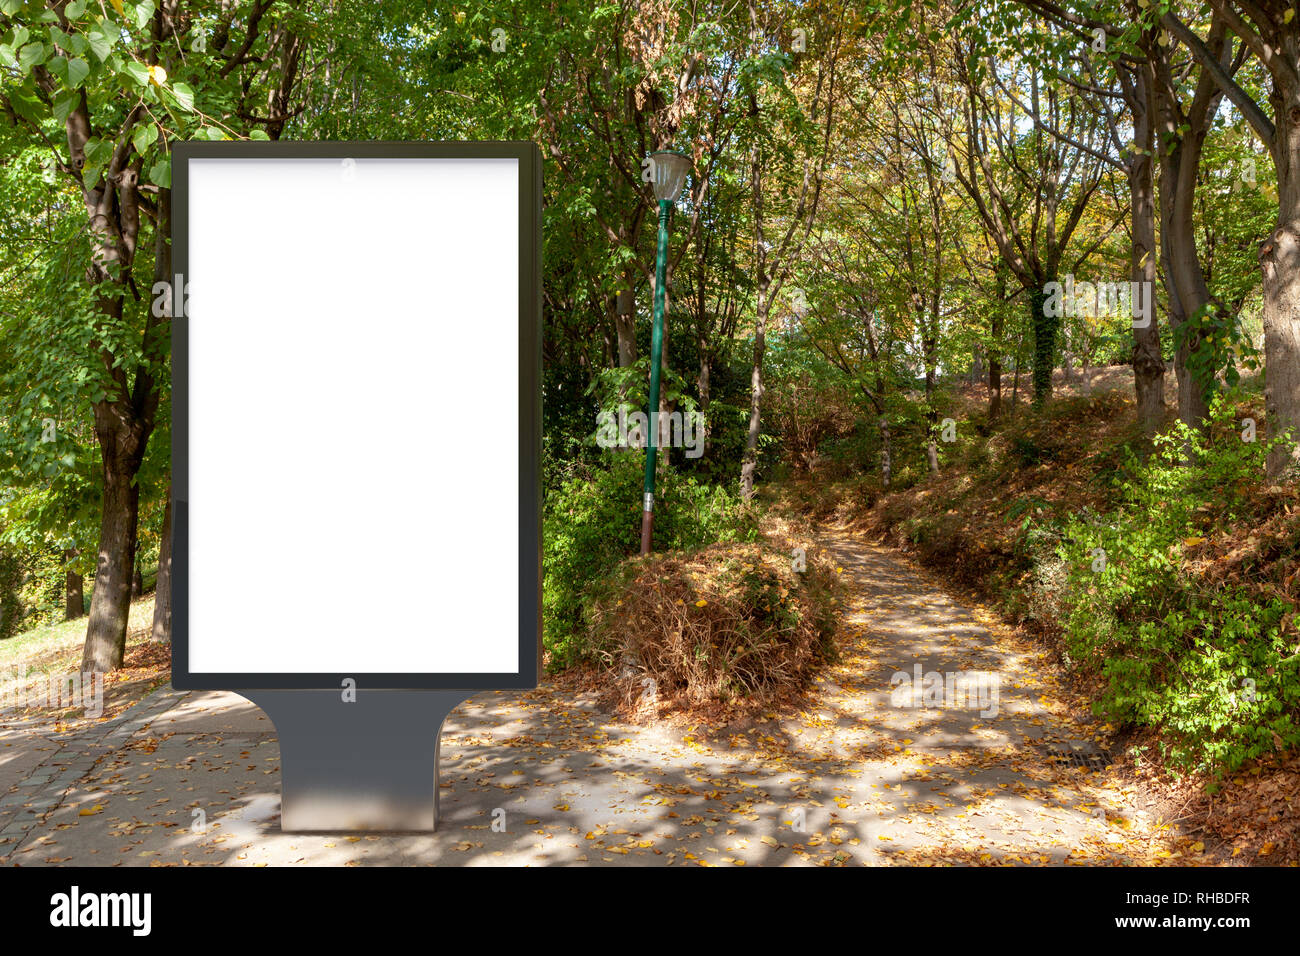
586, 537, 841, 722
0, 593, 171, 731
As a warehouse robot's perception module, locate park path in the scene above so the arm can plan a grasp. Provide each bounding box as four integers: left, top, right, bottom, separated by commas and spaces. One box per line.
0, 532, 1180, 866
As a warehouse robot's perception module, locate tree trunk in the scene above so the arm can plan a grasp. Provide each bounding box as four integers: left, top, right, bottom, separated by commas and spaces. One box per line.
1129, 68, 1166, 434
1158, 151, 1209, 432
1011, 337, 1023, 416
1154, 25, 1224, 431
151, 483, 173, 643
82, 461, 142, 672
988, 354, 1002, 421
924, 366, 940, 475
77, 184, 163, 673
739, 287, 769, 500
878, 414, 892, 488
63, 549, 85, 621
1030, 283, 1056, 406
62, 95, 159, 672
989, 276, 1006, 422
615, 278, 637, 369
697, 338, 712, 456
131, 553, 144, 599
1262, 80, 1300, 477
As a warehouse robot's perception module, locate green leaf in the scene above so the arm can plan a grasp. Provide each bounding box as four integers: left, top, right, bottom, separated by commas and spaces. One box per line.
52, 90, 76, 124
66, 32, 87, 55
248, 129, 270, 141
65, 0, 87, 18
0, 44, 14, 69
47, 53, 68, 79
84, 139, 115, 172
85, 24, 113, 62
132, 122, 158, 154
0, 0, 23, 15
67, 56, 89, 87
147, 158, 170, 188
122, 59, 148, 86
133, 1, 155, 32
18, 41, 47, 72
169, 80, 195, 112
7, 89, 45, 125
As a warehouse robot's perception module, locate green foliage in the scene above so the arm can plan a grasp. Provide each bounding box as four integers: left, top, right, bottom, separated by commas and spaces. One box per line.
1059, 401, 1300, 772
1171, 302, 1263, 404
542, 454, 758, 668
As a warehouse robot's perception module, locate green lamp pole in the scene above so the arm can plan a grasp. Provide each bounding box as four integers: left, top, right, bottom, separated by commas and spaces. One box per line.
640, 149, 692, 556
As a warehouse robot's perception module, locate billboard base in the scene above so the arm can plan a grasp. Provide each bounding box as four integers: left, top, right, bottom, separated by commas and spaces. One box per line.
242, 689, 470, 832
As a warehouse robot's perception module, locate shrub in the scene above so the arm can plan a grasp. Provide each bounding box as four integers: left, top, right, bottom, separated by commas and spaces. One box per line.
1058, 400, 1300, 772
543, 454, 758, 668
586, 540, 840, 710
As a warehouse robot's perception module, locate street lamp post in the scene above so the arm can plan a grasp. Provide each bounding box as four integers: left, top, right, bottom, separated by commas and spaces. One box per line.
640, 149, 692, 556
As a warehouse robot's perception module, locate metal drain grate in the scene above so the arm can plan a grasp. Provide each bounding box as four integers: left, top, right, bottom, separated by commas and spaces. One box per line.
1044, 742, 1112, 771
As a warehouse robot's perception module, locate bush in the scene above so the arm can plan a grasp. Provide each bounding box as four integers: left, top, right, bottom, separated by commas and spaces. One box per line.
1058, 400, 1300, 772
586, 540, 839, 709
543, 454, 758, 668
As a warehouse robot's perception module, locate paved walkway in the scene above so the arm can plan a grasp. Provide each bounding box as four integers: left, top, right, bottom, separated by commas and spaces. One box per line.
0, 534, 1174, 866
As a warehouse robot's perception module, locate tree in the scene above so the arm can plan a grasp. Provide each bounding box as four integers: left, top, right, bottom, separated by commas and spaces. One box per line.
949, 33, 1109, 406
737, 1, 844, 499
1163, 1, 1300, 475
1, 0, 308, 669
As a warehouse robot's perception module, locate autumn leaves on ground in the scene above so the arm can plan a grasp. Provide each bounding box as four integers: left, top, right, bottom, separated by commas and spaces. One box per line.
3, 371, 1296, 866
556, 369, 1300, 866
3, 374, 1295, 866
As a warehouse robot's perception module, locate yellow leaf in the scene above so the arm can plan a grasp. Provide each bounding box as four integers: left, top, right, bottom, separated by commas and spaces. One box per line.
695, 600, 707, 607
78, 804, 104, 816
110, 0, 125, 17
1287, 9, 1296, 23
1183, 536, 1205, 547
149, 65, 167, 86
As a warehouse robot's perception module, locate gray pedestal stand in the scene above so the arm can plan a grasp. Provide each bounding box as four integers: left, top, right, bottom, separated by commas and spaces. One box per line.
242, 689, 470, 832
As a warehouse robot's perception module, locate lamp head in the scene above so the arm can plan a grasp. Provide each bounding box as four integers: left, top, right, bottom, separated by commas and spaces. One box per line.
649, 149, 692, 202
